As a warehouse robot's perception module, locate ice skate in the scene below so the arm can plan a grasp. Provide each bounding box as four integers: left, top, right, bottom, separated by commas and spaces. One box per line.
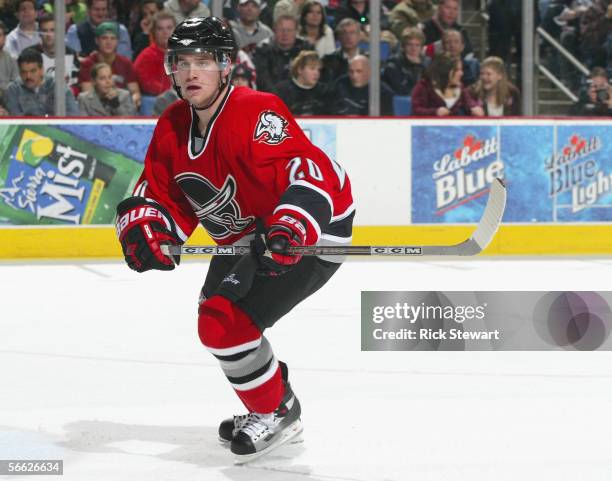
230, 386, 303, 463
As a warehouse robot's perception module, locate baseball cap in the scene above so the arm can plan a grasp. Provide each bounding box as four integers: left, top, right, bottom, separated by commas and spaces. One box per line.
238, 0, 261, 6
95, 21, 119, 37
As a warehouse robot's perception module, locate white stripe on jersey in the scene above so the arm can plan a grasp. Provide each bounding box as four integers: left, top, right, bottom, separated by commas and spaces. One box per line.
331, 203, 356, 223
289, 179, 334, 217
273, 203, 322, 241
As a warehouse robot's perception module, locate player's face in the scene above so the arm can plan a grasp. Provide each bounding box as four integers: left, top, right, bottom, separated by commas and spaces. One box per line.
19, 61, 44, 89
175, 53, 229, 107
96, 33, 118, 55
480, 66, 502, 91
39, 21, 55, 49
154, 19, 175, 49
297, 62, 320, 87
94, 65, 114, 95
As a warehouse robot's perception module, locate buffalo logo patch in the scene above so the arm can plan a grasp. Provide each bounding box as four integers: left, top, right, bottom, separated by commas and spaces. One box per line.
253, 111, 290, 145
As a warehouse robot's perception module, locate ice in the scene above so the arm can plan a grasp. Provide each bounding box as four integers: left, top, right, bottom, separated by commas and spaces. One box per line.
1, 258, 612, 480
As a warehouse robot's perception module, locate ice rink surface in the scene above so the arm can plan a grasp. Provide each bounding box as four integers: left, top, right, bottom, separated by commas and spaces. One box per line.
1, 257, 612, 481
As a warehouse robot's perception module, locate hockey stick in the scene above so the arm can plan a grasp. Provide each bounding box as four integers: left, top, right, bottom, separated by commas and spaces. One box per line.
161, 178, 506, 257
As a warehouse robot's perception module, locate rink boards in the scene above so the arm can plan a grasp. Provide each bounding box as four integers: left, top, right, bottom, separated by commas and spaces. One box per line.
0, 117, 610, 258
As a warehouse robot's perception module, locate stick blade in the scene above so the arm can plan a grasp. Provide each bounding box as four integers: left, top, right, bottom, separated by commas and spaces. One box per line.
468, 178, 507, 253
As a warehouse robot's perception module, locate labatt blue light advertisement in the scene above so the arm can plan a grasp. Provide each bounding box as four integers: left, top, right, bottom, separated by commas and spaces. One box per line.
412, 123, 612, 223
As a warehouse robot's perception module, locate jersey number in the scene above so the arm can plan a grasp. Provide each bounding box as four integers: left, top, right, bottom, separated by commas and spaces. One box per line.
288, 157, 324, 182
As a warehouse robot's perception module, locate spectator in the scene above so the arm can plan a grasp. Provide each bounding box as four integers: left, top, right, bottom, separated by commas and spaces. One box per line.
252, 14, 313, 92
5, 0, 39, 59
299, 0, 335, 58
411, 53, 483, 116
231, 62, 255, 87
33, 15, 80, 89
574, 66, 612, 115
0, 0, 17, 34
66, 0, 133, 59
78, 62, 137, 115
273, 0, 305, 23
422, 0, 473, 58
163, 0, 210, 25
578, 0, 609, 69
236, 48, 257, 87
229, 0, 273, 54
334, 54, 393, 115
131, 0, 162, 60
6, 47, 79, 115
152, 86, 178, 115
441, 29, 479, 87
322, 18, 364, 83
382, 27, 426, 96
0, 20, 18, 94
42, 0, 88, 31
388, 0, 421, 41
134, 11, 175, 95
471, 56, 521, 116
79, 21, 141, 108
335, 0, 372, 31
273, 49, 331, 115
406, 0, 435, 21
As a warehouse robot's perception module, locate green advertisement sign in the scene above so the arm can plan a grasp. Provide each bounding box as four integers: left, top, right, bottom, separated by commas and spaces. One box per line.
0, 125, 144, 225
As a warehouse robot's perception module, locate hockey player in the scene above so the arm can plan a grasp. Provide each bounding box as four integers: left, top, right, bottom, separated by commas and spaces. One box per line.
114, 17, 354, 462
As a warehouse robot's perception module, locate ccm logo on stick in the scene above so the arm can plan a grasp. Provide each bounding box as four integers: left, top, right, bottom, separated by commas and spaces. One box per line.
183, 246, 236, 255
371, 247, 423, 255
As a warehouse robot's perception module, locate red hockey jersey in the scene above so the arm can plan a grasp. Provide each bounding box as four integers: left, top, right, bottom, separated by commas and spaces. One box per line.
133, 86, 355, 251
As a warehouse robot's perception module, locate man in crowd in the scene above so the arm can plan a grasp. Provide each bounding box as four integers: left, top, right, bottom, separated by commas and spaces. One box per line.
0, 20, 18, 95
33, 14, 80, 89
78, 62, 137, 115
134, 11, 176, 96
252, 14, 312, 92
6, 47, 79, 115
441, 29, 479, 87
334, 54, 393, 115
67, 0, 132, 58
322, 18, 363, 83
163, 0, 210, 25
79, 21, 141, 109
422, 0, 472, 58
230, 0, 273, 54
5, 0, 39, 58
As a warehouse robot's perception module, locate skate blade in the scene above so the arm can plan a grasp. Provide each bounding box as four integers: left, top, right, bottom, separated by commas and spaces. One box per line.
233, 419, 304, 465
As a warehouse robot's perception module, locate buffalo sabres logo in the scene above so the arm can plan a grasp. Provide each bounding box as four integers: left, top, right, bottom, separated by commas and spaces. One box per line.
253, 111, 290, 145
175, 172, 254, 240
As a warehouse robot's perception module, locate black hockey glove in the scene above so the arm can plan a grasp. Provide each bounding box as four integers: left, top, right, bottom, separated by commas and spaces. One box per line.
115, 197, 181, 273
251, 216, 306, 276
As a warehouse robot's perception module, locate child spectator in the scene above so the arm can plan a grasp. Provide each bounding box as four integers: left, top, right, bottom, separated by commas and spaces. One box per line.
382, 27, 426, 96
79, 21, 141, 109
471, 56, 521, 116
299, 0, 335, 58
78, 62, 137, 115
6, 47, 79, 115
273, 49, 331, 115
0, 20, 18, 94
411, 53, 483, 116
5, 0, 39, 59
134, 11, 175, 95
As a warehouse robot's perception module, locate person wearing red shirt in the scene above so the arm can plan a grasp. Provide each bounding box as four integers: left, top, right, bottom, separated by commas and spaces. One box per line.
134, 11, 176, 96
78, 21, 141, 109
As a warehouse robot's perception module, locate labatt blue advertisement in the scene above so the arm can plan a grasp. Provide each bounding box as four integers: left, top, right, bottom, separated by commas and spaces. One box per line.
412, 123, 612, 223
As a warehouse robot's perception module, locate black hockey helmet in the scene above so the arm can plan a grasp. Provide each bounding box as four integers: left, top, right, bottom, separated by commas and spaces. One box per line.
164, 16, 237, 76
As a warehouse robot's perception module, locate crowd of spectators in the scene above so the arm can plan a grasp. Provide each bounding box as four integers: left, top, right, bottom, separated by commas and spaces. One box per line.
0, 0, 609, 117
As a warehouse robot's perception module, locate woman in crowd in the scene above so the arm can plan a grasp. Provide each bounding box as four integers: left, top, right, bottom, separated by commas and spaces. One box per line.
411, 53, 484, 116
299, 0, 335, 58
273, 49, 331, 115
78, 62, 137, 116
471, 56, 521, 116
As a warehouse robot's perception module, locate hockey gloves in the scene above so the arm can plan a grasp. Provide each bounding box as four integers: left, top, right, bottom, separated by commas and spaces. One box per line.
115, 197, 181, 273
252, 215, 306, 276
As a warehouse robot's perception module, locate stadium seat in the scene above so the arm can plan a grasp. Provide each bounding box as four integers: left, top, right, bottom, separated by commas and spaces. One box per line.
140, 95, 156, 116
393, 96, 412, 116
